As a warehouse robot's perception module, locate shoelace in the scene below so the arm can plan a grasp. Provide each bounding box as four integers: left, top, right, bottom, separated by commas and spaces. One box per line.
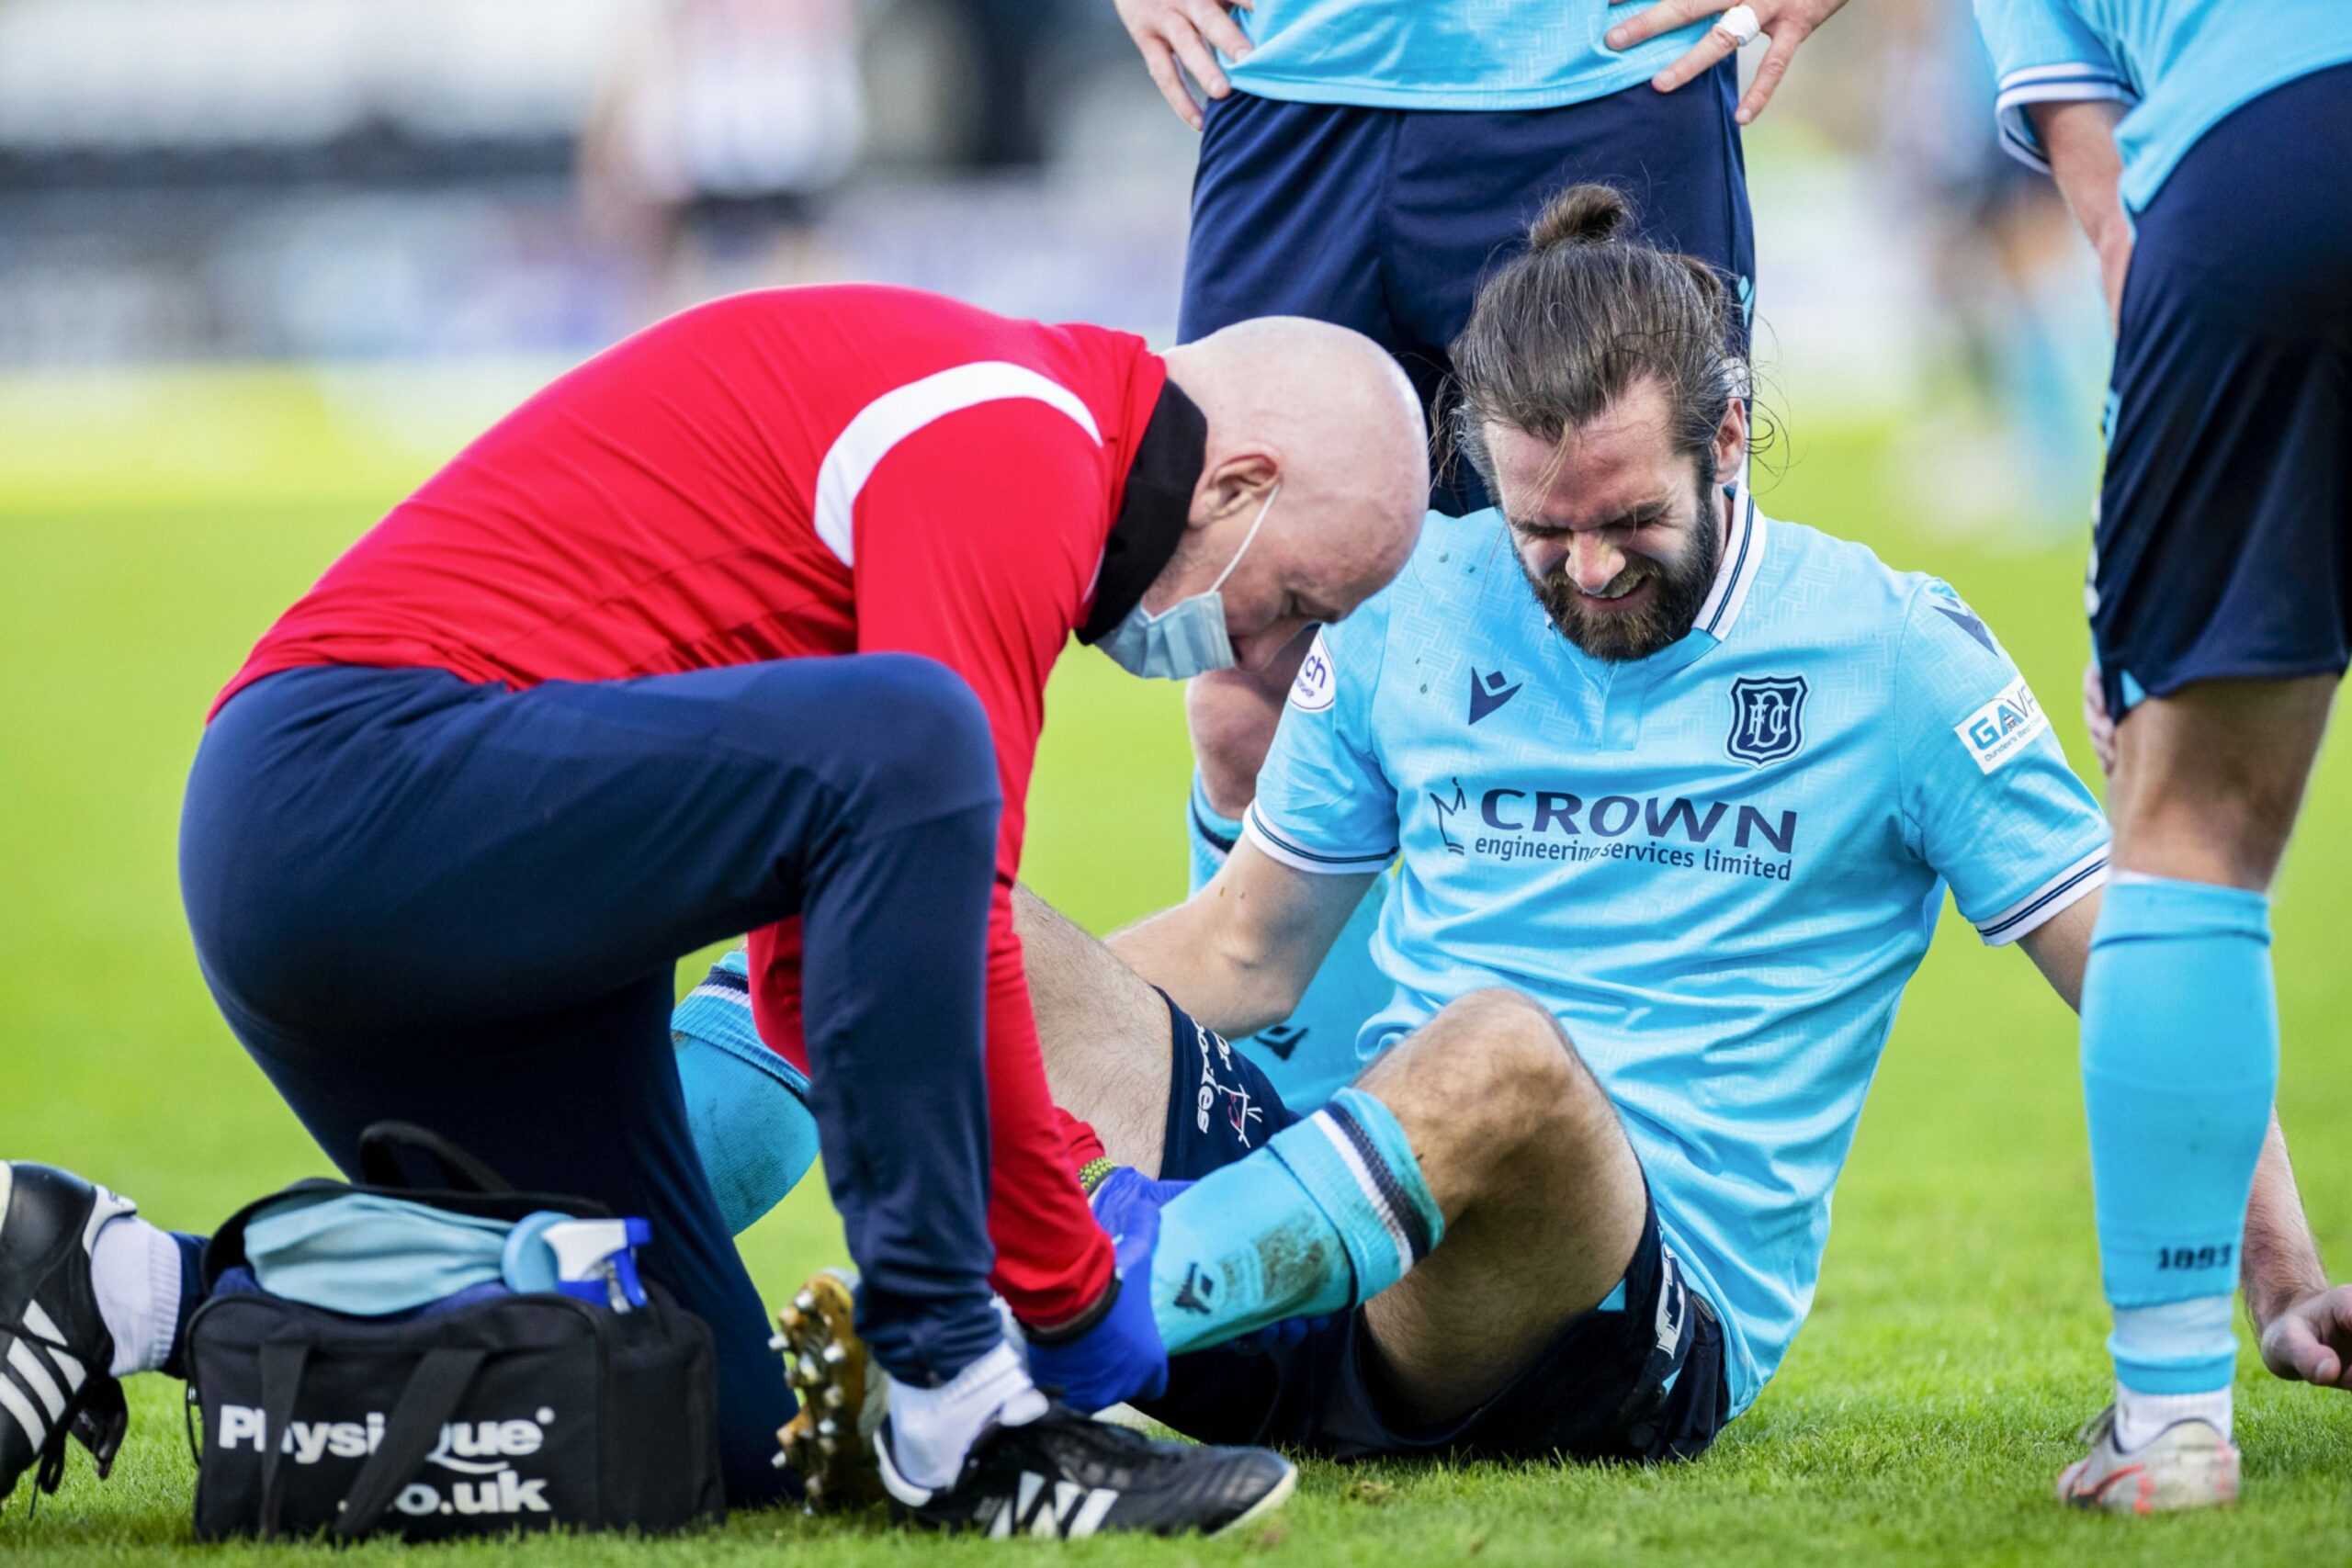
4, 1318, 115, 1517
1016, 1408, 1171, 1482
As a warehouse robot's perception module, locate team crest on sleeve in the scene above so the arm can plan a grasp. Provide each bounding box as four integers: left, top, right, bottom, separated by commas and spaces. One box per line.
1726, 676, 1807, 766
1954, 675, 2048, 774
1289, 629, 1337, 712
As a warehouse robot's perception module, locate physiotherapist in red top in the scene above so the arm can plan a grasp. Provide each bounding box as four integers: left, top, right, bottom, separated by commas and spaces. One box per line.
154, 285, 1428, 1526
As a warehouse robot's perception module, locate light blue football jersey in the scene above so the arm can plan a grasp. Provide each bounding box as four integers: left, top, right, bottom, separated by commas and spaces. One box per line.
1973, 0, 2352, 211
1243, 495, 2110, 1416
1222, 0, 1710, 112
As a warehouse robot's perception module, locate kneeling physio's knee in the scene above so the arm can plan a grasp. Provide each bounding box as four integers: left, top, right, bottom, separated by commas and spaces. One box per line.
831, 655, 1001, 819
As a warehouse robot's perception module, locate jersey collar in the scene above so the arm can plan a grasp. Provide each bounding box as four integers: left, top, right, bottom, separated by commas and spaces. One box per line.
1691, 484, 1767, 643
1078, 378, 1205, 646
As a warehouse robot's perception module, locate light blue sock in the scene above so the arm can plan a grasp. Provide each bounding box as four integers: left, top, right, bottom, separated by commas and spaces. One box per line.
2082, 877, 2277, 1394
673, 949, 822, 1235
1150, 1088, 1442, 1356
1187, 772, 1241, 893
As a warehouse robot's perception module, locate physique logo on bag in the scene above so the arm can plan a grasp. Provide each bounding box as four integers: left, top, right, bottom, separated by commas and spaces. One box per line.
216, 1404, 560, 1517
1726, 676, 1807, 766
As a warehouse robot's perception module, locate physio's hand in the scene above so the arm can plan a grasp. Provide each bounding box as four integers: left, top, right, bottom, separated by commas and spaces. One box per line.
1604, 0, 1853, 126
2258, 1285, 2352, 1391
2083, 660, 2118, 777
1114, 0, 1254, 130
1024, 1175, 1173, 1410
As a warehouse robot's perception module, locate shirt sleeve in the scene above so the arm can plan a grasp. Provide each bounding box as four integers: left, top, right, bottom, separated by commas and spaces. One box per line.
1971, 0, 2136, 172
1893, 579, 2109, 945
852, 398, 1114, 1325
1242, 588, 1401, 875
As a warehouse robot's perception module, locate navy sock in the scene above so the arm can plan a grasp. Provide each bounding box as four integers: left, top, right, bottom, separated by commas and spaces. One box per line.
161, 1232, 206, 1382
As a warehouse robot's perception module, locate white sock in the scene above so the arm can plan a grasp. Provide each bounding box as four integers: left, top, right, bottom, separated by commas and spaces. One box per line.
90, 1214, 180, 1378
884, 1339, 1047, 1491
2114, 1382, 2233, 1450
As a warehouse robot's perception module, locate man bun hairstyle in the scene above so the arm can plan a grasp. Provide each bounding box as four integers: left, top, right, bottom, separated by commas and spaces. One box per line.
1524, 182, 1634, 252
1451, 183, 1736, 496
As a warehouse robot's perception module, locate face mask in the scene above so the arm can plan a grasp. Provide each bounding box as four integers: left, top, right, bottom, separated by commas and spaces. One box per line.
1099, 484, 1279, 680
243, 1192, 516, 1314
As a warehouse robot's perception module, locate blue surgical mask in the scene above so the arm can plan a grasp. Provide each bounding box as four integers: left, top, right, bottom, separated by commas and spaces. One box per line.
244, 1193, 517, 1315
1099, 484, 1279, 681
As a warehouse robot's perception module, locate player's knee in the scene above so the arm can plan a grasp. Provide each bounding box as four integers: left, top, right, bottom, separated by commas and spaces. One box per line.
833, 654, 1000, 818
2116, 764, 2302, 886
1385, 989, 1599, 1150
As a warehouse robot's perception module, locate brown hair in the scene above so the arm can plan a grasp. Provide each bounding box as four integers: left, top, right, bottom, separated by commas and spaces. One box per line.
1450, 184, 1736, 495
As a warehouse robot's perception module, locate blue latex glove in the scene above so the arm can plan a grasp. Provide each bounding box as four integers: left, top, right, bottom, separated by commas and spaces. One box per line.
1089, 1165, 1191, 1228
1023, 1195, 1169, 1410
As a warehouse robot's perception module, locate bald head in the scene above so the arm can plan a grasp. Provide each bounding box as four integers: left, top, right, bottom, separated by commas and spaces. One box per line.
1150, 318, 1429, 672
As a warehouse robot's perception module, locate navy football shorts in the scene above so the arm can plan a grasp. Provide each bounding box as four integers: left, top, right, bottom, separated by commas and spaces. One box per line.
1137, 993, 1728, 1463
2092, 62, 2352, 718
1179, 68, 1756, 513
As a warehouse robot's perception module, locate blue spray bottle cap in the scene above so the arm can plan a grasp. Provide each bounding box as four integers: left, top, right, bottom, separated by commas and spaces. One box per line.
506, 1214, 651, 1310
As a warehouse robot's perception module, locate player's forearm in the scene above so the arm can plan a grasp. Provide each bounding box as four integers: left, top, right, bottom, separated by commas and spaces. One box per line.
1107, 897, 1304, 1040
2026, 98, 2132, 317
2242, 1111, 2331, 1333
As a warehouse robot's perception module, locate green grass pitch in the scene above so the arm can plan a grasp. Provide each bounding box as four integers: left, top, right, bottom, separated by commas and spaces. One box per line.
0, 369, 2346, 1563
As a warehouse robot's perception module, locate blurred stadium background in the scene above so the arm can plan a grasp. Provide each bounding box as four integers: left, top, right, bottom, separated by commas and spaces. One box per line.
4, 2, 2346, 1560
0, 0, 2107, 501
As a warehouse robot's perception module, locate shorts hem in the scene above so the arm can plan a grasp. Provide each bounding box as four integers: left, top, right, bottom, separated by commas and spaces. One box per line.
2115, 656, 2351, 712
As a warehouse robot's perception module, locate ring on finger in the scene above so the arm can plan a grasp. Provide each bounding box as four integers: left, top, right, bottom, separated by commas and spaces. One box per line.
1712, 3, 1761, 47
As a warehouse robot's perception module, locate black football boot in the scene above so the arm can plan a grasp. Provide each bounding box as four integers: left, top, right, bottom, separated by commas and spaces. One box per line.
876, 1402, 1295, 1539
0, 1165, 136, 1512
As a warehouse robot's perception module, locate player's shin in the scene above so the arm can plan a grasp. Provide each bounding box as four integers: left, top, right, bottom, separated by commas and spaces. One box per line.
2081, 877, 2277, 1447
1149, 1089, 1443, 1356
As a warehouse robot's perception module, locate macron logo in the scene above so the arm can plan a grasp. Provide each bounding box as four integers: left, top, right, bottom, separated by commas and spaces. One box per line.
1467, 669, 1521, 725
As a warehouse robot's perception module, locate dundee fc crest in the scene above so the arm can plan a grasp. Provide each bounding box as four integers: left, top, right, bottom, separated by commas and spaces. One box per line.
1726, 676, 1807, 765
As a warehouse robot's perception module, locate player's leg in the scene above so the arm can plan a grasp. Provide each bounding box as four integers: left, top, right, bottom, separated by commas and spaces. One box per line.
669, 949, 821, 1236
1012, 886, 1182, 1173
1013, 886, 1633, 1383
2065, 62, 2352, 1513
1351, 991, 1645, 1419
1081, 985, 1719, 1465
1136, 990, 1634, 1367
2105, 683, 2334, 888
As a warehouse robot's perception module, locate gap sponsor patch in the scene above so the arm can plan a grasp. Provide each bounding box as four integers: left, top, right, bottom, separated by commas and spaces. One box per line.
1954, 675, 2048, 774
1289, 629, 1336, 712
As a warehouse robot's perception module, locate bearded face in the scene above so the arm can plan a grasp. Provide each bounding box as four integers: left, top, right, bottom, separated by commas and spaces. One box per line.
1517, 457, 1722, 661
1482, 378, 1741, 665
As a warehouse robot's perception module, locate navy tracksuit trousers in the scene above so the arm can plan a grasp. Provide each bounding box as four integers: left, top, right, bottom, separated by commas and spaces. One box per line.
179, 658, 1010, 1506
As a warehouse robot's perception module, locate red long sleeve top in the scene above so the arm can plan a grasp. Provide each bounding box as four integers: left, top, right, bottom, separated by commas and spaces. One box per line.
213, 284, 1193, 1324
